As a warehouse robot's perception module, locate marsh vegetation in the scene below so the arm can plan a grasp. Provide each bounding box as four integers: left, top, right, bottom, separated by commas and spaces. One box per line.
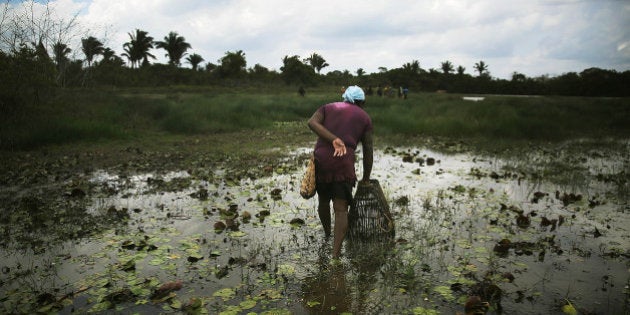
0, 90, 629, 314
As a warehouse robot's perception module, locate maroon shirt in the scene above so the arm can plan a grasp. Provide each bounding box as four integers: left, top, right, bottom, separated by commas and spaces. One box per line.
313, 101, 373, 183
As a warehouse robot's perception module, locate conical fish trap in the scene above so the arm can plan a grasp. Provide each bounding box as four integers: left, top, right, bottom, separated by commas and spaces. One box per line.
348, 179, 395, 239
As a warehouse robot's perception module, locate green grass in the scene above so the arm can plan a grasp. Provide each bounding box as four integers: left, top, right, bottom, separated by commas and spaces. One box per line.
369, 93, 630, 140
1, 87, 628, 150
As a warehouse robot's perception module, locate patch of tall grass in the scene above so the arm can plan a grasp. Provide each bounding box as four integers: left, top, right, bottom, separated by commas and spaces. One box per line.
157, 92, 323, 134
1, 87, 628, 150
369, 93, 630, 140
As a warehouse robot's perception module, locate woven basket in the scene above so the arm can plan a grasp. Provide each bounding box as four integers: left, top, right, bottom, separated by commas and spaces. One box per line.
348, 179, 395, 239
299, 155, 316, 199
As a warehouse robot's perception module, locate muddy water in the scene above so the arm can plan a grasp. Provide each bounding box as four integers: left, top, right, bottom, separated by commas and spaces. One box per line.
0, 144, 628, 314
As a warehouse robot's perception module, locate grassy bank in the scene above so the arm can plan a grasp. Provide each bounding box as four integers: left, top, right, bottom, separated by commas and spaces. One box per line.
1, 87, 628, 151
368, 93, 630, 139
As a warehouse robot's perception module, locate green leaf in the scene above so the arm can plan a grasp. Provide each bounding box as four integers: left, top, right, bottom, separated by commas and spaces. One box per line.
229, 231, 247, 238
239, 299, 257, 310
277, 264, 295, 276
434, 285, 455, 301
170, 298, 182, 309
149, 257, 165, 265
411, 306, 440, 315
135, 299, 149, 305
131, 287, 151, 297
213, 288, 236, 301
562, 301, 578, 315
36, 303, 54, 313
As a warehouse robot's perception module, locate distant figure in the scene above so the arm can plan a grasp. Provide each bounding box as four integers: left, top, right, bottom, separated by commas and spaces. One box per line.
398, 87, 403, 98
403, 87, 408, 99
384, 86, 393, 97
376, 86, 383, 97
298, 86, 306, 97
366, 86, 373, 96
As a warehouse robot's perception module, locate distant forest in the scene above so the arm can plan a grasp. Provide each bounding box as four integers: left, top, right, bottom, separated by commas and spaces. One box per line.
1, 3, 628, 114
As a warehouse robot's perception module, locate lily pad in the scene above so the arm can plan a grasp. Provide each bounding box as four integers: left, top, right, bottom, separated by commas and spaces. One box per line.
434, 285, 455, 301
239, 299, 257, 310
228, 231, 247, 238
213, 288, 236, 301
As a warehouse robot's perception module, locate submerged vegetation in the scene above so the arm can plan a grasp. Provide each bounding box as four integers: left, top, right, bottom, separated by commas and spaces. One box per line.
0, 131, 628, 314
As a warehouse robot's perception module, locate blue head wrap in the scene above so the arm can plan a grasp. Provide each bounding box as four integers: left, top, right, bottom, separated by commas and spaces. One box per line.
342, 85, 365, 104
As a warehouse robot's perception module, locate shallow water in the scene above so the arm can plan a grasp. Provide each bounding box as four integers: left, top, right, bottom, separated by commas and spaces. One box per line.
0, 144, 628, 314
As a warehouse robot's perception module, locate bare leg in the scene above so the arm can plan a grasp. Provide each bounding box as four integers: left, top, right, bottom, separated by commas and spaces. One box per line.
317, 195, 331, 237
332, 198, 349, 259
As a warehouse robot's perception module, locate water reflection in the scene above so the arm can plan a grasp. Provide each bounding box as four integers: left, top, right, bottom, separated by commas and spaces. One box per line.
301, 250, 351, 314
1, 143, 628, 314
300, 237, 395, 314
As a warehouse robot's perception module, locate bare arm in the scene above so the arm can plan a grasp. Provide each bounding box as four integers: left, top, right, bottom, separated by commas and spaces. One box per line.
361, 130, 373, 181
308, 110, 347, 156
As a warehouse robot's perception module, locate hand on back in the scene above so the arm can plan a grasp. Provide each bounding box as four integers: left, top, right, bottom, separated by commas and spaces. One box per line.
332, 138, 346, 157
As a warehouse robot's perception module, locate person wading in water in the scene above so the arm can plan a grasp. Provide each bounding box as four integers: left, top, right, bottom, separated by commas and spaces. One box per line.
307, 85, 374, 260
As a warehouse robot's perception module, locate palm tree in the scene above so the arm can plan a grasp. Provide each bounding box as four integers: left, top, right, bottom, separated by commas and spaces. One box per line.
121, 44, 137, 68
511, 72, 526, 82
440, 61, 454, 74
186, 53, 204, 71
101, 47, 116, 61
155, 31, 191, 67
100, 47, 124, 67
304, 53, 329, 74
52, 41, 72, 85
218, 50, 246, 78
456, 65, 466, 75
122, 29, 155, 68
474, 60, 489, 77
402, 60, 421, 74
53, 42, 71, 66
356, 68, 365, 77
81, 36, 104, 67
205, 62, 218, 72
34, 40, 50, 61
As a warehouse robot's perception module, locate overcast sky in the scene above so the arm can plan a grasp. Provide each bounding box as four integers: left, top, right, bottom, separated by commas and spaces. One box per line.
10, 0, 630, 79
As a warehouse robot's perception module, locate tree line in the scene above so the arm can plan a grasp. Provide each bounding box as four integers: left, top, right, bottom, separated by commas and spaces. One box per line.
1, 2, 628, 116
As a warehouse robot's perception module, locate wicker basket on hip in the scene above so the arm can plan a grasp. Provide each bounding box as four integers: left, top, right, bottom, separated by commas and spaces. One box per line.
348, 179, 395, 239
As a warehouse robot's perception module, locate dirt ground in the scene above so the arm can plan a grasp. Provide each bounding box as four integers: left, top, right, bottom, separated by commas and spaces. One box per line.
0, 124, 315, 186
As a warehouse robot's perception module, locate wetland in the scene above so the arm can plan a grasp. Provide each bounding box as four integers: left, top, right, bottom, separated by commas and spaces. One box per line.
1, 127, 628, 314
0, 90, 629, 314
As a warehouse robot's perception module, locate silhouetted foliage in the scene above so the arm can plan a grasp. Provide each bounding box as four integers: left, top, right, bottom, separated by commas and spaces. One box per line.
0, 44, 55, 107
155, 32, 191, 67
2, 40, 627, 96
474, 60, 489, 77
0, 45, 56, 148
217, 50, 246, 80
280, 55, 316, 85
441, 61, 454, 74
186, 53, 204, 71
122, 29, 155, 68
304, 53, 329, 74
81, 36, 104, 67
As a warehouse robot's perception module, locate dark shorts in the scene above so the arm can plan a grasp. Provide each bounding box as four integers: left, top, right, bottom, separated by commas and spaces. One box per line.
316, 181, 354, 203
